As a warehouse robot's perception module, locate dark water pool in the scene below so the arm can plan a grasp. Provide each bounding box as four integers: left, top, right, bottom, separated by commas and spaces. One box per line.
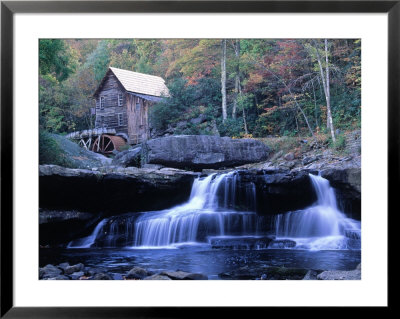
40, 245, 361, 279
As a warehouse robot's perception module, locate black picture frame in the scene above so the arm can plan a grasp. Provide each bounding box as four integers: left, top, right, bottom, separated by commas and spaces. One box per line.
1, 0, 395, 317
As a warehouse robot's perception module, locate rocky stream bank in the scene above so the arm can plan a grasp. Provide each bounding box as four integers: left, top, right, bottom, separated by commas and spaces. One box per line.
40, 261, 361, 280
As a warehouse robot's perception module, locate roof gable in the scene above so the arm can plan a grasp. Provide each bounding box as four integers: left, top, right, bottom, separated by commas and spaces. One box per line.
93, 69, 124, 96
94, 67, 170, 98
95, 67, 170, 98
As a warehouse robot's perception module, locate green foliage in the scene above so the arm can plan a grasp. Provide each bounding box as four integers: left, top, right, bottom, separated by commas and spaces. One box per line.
84, 40, 111, 83
150, 78, 193, 131
39, 75, 70, 132
218, 118, 244, 137
39, 131, 73, 167
331, 134, 346, 151
283, 129, 298, 137
39, 39, 75, 81
39, 38, 361, 144
150, 102, 174, 132
135, 57, 154, 74
150, 77, 221, 133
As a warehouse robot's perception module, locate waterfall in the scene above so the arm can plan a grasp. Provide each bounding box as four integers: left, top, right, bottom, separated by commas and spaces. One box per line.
67, 219, 108, 248
273, 174, 361, 250
132, 171, 258, 247
67, 171, 360, 251
67, 171, 261, 248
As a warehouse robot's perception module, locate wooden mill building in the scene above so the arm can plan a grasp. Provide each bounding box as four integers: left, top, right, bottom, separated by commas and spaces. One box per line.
93, 67, 169, 144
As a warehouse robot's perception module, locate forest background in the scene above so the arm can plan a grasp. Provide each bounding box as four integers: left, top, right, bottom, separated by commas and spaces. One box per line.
39, 39, 361, 163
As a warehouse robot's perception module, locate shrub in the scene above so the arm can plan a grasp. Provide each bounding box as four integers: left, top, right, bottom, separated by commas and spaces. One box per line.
330, 133, 346, 151
150, 78, 196, 132
217, 118, 244, 137
150, 77, 221, 134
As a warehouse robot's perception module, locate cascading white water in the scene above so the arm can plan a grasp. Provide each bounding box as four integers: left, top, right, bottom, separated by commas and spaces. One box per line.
133, 171, 258, 247
67, 171, 360, 251
273, 174, 361, 250
67, 219, 108, 248
67, 171, 260, 249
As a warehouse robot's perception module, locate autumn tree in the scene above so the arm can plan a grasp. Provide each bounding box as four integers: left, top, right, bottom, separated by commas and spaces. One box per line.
39, 38, 361, 142
311, 39, 336, 142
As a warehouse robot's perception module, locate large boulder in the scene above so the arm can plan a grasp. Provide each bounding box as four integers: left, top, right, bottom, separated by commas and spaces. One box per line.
40, 264, 62, 279
64, 263, 85, 275
70, 271, 85, 280
126, 267, 149, 280
93, 273, 112, 280
112, 146, 142, 167
142, 135, 271, 170
49, 134, 112, 169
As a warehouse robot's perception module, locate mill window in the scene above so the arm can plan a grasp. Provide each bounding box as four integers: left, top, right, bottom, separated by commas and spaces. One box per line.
117, 113, 123, 126
118, 94, 123, 106
100, 96, 105, 109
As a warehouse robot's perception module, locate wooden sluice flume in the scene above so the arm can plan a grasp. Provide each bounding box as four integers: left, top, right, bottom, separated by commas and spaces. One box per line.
66, 128, 126, 155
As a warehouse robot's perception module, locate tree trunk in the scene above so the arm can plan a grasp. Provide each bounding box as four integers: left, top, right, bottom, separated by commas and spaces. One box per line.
238, 82, 248, 134
242, 108, 248, 134
325, 39, 336, 142
311, 78, 318, 128
232, 40, 240, 119
221, 39, 227, 122
313, 39, 336, 142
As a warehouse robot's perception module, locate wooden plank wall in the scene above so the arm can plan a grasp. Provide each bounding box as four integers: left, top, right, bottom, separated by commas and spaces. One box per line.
95, 74, 128, 135
126, 94, 150, 144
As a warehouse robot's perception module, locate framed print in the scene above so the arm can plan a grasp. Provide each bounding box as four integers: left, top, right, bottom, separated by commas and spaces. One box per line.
1, 0, 396, 317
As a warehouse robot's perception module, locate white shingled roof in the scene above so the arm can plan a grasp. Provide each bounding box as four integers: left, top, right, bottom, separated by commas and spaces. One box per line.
109, 67, 170, 97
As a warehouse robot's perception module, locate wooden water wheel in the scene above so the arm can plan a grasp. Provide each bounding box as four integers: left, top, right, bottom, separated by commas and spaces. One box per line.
92, 134, 126, 154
